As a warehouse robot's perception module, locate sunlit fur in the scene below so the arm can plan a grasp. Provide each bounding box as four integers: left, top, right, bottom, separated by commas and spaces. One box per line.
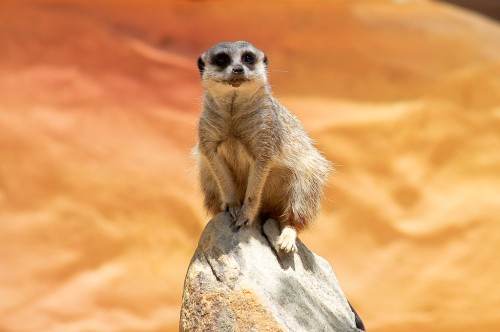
193, 41, 332, 252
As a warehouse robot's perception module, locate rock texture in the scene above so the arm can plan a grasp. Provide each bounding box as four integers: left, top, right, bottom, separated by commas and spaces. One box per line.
180, 213, 363, 332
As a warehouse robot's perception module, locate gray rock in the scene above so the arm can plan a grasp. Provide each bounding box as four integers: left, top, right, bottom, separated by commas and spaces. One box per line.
179, 213, 363, 332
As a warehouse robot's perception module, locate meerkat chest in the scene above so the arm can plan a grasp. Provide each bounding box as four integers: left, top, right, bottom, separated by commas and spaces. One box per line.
217, 137, 253, 177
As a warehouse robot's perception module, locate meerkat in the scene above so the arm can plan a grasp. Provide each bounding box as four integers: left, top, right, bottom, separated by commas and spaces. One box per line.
193, 41, 331, 252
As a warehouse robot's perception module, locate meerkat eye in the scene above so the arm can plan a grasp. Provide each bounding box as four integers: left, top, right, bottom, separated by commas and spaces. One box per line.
213, 53, 230, 67
242, 52, 255, 65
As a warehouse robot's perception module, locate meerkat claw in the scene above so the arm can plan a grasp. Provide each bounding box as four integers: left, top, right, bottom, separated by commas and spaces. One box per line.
222, 202, 241, 220
229, 207, 240, 220
278, 239, 298, 253
234, 216, 249, 229
234, 209, 254, 229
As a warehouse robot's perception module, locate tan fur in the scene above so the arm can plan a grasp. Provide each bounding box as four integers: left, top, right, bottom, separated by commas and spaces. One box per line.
194, 41, 332, 252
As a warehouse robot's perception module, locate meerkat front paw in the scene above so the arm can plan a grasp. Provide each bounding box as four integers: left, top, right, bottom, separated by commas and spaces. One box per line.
277, 226, 298, 253
221, 201, 241, 220
234, 205, 256, 229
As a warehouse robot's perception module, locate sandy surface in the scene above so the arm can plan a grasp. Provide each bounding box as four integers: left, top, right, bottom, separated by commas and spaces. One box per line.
0, 0, 499, 331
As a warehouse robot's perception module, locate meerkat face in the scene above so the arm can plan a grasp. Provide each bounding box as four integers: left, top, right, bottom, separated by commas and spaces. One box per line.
197, 41, 268, 92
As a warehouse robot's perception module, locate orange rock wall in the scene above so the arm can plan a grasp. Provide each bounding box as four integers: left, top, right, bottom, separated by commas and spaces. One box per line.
0, 0, 499, 331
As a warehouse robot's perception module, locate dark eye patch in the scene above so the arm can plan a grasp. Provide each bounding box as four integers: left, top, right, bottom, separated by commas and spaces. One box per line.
242, 52, 255, 65
212, 53, 230, 67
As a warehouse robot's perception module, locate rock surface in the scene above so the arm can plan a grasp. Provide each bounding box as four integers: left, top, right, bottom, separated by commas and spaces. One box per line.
180, 213, 363, 332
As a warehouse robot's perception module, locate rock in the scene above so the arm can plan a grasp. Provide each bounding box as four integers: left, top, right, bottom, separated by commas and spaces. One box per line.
179, 213, 364, 332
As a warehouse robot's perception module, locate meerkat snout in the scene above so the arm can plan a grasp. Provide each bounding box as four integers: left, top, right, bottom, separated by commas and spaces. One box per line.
194, 41, 332, 253
232, 65, 244, 74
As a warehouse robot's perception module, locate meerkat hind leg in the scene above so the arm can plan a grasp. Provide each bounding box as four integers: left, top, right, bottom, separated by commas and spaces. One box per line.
277, 225, 298, 253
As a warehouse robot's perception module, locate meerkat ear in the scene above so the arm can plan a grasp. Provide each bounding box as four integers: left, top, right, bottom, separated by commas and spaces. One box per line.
197, 56, 205, 75
263, 54, 268, 67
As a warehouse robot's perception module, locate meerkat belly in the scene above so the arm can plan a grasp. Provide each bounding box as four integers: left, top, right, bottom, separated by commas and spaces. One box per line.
217, 137, 253, 200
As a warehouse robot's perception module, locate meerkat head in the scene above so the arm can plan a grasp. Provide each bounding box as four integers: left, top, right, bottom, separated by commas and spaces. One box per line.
197, 41, 268, 93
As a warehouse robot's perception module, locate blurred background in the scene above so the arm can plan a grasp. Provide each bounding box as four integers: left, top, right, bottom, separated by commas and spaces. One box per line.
1, 0, 499, 331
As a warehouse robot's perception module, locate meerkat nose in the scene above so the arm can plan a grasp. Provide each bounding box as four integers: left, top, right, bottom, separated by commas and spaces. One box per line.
232, 66, 244, 74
